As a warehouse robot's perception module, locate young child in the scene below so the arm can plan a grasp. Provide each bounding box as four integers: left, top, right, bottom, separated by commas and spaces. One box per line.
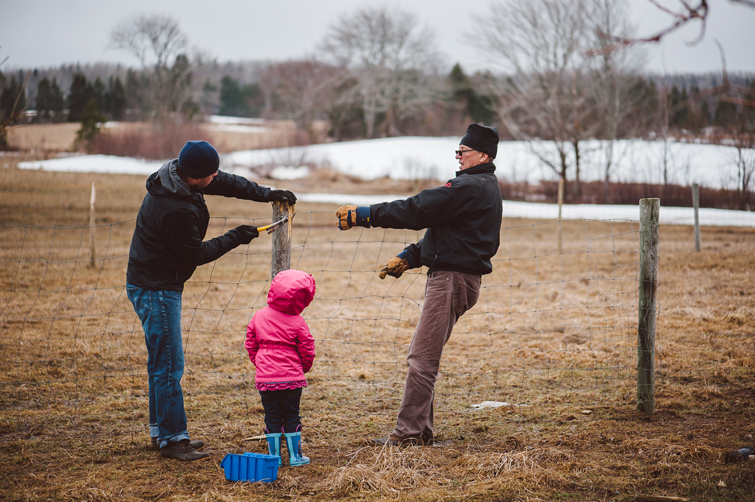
245, 269, 316, 466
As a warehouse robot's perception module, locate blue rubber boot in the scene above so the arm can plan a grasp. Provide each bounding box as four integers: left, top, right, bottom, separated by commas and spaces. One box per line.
284, 426, 310, 466
264, 428, 282, 466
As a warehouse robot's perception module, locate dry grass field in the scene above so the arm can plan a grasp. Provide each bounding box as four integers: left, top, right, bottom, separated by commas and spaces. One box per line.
0, 147, 754, 501
6, 119, 321, 156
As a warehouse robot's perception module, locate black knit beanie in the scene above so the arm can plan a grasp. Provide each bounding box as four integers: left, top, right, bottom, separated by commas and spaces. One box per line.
460, 123, 499, 159
177, 140, 220, 178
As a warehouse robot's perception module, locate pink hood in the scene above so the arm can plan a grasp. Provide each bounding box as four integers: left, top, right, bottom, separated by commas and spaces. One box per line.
245, 269, 316, 384
267, 269, 316, 314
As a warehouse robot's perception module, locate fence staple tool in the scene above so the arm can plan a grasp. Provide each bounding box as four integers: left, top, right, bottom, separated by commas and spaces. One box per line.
258, 216, 288, 234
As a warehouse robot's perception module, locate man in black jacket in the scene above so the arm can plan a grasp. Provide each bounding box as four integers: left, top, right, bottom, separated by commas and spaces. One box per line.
336, 123, 502, 446
127, 140, 296, 461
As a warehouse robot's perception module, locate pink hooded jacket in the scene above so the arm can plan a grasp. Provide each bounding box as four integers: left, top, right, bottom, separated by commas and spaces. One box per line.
245, 269, 316, 385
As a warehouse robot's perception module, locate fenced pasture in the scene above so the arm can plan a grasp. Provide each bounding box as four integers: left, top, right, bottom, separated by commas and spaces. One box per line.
1, 167, 754, 501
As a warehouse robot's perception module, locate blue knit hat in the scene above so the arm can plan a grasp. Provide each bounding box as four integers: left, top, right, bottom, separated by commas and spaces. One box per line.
177, 141, 219, 178
460, 123, 499, 159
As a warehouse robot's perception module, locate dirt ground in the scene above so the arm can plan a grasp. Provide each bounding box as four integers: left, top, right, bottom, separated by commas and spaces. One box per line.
0, 145, 754, 501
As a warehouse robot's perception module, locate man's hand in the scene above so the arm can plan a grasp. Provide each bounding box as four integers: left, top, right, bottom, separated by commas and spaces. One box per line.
269, 190, 297, 205
233, 225, 259, 244
379, 256, 409, 279
336, 205, 371, 230
336, 205, 357, 230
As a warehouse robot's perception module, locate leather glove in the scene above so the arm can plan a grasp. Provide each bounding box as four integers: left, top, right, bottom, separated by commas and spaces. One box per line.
269, 190, 297, 205
336, 205, 371, 230
232, 225, 259, 244
337, 205, 357, 230
379, 256, 410, 279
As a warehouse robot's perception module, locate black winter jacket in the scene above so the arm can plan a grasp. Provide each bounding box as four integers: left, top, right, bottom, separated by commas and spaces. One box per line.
369, 162, 502, 275
127, 160, 272, 291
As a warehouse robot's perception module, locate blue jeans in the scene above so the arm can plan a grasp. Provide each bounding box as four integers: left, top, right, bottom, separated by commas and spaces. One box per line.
259, 388, 303, 433
127, 284, 190, 449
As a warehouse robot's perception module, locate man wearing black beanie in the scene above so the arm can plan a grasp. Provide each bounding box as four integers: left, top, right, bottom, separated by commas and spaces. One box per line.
126, 140, 297, 461
335, 123, 503, 447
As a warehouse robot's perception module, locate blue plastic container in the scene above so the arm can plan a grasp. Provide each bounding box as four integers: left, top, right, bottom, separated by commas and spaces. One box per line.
220, 452, 279, 483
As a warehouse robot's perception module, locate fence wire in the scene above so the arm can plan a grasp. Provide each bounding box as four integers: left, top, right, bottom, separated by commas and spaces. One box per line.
0, 211, 648, 436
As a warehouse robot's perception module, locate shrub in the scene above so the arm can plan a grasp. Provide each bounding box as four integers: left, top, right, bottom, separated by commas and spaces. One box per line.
91, 120, 213, 160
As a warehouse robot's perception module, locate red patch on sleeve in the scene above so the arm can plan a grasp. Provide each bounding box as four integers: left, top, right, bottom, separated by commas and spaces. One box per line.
445, 182, 452, 187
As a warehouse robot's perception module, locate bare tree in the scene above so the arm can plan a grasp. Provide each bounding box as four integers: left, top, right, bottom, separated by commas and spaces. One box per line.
716, 83, 755, 209
258, 59, 340, 142
320, 6, 442, 138
588, 0, 755, 55
109, 14, 192, 120
476, 0, 651, 198
585, 0, 647, 191
476, 0, 599, 197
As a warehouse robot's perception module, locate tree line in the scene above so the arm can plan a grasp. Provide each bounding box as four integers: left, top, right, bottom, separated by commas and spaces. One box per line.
3, 59, 752, 138
0, 0, 753, 199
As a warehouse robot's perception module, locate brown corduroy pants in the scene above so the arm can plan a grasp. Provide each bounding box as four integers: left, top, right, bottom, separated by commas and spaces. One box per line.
392, 270, 481, 440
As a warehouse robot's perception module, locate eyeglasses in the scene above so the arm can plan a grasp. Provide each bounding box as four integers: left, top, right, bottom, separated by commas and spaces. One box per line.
455, 149, 475, 156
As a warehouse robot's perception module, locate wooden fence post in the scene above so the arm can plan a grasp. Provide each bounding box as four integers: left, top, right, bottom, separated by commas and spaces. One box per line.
270, 201, 292, 280
692, 183, 700, 252
89, 182, 96, 268
637, 198, 659, 416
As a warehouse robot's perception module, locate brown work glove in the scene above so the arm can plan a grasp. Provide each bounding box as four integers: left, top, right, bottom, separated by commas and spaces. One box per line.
379, 256, 409, 279
336, 205, 357, 230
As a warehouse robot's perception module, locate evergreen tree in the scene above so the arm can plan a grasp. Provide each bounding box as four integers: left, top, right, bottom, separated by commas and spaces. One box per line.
106, 76, 126, 120
68, 73, 92, 122
124, 69, 144, 119
699, 99, 711, 127
49, 78, 65, 122
0, 75, 26, 124
74, 98, 105, 152
201, 79, 218, 115
713, 97, 737, 127
219, 75, 245, 116
668, 85, 690, 129
36, 77, 52, 120
243, 82, 264, 117
92, 77, 107, 116
165, 54, 194, 115
447, 64, 496, 124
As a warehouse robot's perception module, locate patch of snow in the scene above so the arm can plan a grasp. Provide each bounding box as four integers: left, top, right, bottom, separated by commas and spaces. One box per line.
471, 401, 528, 409
224, 137, 753, 191
18, 154, 162, 175
209, 115, 266, 125
269, 166, 309, 180
210, 124, 267, 133
294, 194, 755, 228
14, 137, 755, 228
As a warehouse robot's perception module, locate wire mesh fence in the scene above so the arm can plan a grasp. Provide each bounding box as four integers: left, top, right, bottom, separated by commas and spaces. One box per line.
0, 210, 648, 437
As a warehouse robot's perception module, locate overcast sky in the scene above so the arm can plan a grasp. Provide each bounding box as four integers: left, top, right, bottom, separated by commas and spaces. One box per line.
2, 0, 754, 75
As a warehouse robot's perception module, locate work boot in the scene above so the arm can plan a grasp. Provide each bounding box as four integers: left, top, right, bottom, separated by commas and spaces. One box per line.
264, 428, 282, 466
421, 433, 434, 446
370, 433, 422, 447
160, 439, 209, 461
284, 426, 310, 466
151, 437, 205, 451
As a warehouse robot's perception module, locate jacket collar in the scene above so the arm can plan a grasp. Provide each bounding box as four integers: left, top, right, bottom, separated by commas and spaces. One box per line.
456, 162, 496, 177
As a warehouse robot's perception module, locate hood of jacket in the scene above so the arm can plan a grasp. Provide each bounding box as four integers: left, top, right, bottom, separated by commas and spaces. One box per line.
146, 159, 193, 197
267, 269, 316, 315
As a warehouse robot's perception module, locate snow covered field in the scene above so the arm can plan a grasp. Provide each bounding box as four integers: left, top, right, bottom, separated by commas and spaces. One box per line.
18, 136, 755, 227
223, 137, 752, 191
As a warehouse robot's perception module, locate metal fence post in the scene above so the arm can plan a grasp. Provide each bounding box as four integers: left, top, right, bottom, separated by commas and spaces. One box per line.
638, 198, 659, 416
